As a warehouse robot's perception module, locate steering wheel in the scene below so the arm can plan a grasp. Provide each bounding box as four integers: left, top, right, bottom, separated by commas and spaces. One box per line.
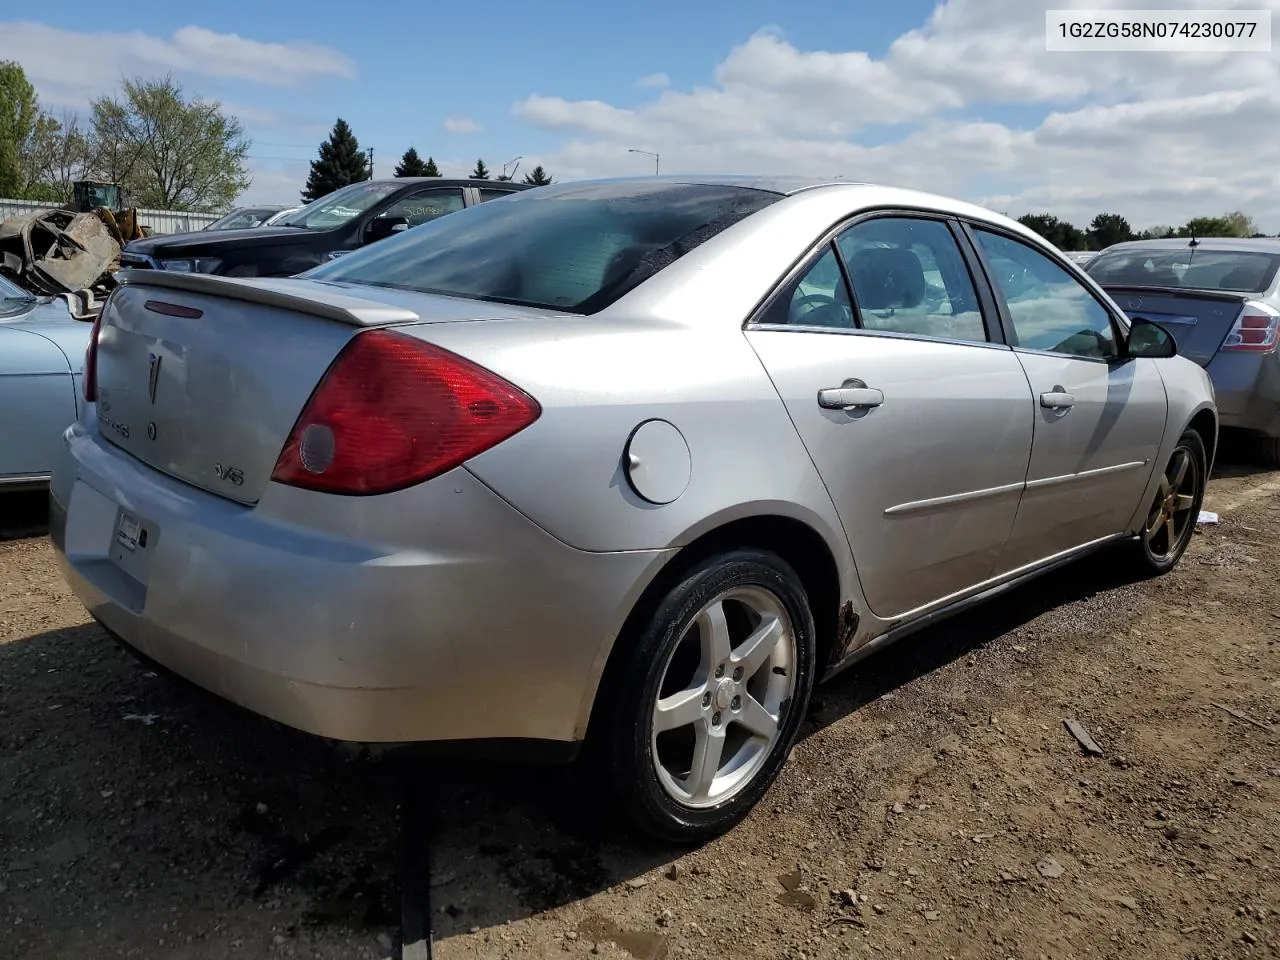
790, 293, 838, 320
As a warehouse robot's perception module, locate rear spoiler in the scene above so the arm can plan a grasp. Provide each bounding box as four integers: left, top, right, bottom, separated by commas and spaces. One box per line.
113, 269, 421, 327
1100, 284, 1252, 305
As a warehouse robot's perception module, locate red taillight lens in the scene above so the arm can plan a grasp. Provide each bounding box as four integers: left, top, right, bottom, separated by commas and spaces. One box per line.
270, 329, 541, 496
1222, 304, 1280, 354
83, 310, 104, 403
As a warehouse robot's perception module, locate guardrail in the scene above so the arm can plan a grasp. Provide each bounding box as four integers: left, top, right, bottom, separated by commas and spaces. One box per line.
0, 198, 223, 235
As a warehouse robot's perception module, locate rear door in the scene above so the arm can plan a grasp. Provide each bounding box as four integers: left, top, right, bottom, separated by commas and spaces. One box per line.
965, 225, 1168, 570
746, 213, 1034, 620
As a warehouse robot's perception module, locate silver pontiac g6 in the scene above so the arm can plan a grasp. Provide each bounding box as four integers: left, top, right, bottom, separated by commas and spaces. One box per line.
50, 177, 1216, 842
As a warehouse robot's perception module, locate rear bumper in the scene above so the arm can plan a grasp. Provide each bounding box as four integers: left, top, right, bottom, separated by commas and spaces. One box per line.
1206, 349, 1280, 438
50, 421, 672, 744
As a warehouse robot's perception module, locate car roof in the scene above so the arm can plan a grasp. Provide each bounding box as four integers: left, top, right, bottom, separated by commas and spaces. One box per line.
1098, 237, 1280, 255
377, 178, 533, 189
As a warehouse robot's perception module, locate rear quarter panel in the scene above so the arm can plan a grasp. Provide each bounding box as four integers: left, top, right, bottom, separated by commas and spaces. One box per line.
426, 315, 851, 559
0, 324, 79, 479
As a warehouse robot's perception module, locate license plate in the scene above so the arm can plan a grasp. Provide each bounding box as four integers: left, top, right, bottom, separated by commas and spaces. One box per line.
115, 512, 142, 551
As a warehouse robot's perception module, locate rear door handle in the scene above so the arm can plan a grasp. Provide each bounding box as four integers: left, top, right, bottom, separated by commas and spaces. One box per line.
1039, 390, 1075, 409
818, 383, 884, 410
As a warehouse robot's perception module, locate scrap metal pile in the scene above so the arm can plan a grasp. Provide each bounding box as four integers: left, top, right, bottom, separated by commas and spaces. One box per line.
0, 206, 149, 299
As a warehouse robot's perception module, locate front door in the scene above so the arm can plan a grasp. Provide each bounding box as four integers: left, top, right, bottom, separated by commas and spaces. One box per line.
746, 215, 1035, 620
967, 226, 1168, 570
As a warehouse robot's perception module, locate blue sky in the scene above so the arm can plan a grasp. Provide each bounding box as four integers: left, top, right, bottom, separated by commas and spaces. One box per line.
5, 0, 1280, 229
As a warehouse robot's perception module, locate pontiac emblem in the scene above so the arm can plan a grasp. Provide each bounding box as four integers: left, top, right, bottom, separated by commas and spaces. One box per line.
147, 352, 162, 404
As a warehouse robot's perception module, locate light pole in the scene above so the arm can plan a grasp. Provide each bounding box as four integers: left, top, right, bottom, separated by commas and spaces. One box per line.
628, 148, 660, 175
503, 155, 523, 181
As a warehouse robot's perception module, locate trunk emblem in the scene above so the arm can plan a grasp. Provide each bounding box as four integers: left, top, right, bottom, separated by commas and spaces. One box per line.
147, 352, 162, 404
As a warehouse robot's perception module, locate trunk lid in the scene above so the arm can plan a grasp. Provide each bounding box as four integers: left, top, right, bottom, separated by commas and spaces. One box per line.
93, 272, 559, 505
1101, 285, 1247, 367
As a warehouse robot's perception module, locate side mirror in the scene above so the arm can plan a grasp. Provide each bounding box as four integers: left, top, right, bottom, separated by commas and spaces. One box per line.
1126, 317, 1177, 359
366, 215, 409, 243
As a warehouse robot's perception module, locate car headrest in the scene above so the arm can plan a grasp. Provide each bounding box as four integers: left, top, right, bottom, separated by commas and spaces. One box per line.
847, 247, 926, 310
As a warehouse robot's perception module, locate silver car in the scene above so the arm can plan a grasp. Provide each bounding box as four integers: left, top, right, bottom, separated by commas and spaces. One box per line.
1086, 237, 1280, 463
50, 177, 1216, 842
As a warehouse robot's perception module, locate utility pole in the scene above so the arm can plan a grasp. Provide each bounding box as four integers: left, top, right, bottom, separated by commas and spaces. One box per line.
367, 147, 374, 180
628, 148, 660, 175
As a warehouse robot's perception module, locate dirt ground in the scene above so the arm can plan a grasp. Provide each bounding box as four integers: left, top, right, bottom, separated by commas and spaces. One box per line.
2, 454, 1278, 960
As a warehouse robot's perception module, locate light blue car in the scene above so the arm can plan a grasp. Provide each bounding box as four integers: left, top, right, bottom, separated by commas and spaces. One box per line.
0, 274, 94, 491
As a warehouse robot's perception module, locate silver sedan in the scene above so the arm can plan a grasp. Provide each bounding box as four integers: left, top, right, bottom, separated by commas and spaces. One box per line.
50, 177, 1216, 842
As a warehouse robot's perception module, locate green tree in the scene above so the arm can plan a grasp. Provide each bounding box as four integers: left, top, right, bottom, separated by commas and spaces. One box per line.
88, 76, 250, 211
1086, 213, 1134, 251
522, 165, 553, 186
470, 158, 490, 179
1138, 225, 1176, 240
0, 60, 40, 196
1177, 211, 1256, 239
1017, 214, 1084, 250
394, 146, 427, 177
302, 118, 370, 202
423, 156, 441, 177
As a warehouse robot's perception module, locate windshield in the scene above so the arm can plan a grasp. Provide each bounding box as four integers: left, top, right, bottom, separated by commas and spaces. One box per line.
0, 274, 34, 316
205, 208, 281, 231
1087, 248, 1280, 294
274, 181, 401, 230
304, 181, 782, 313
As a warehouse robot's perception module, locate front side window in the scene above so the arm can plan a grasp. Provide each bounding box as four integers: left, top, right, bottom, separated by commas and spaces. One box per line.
974, 228, 1118, 360
305, 181, 781, 313
374, 189, 465, 227
274, 181, 402, 230
835, 217, 987, 343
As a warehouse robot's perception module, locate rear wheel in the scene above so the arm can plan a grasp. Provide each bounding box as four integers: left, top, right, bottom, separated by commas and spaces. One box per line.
595, 549, 816, 844
1256, 435, 1280, 467
1133, 428, 1206, 574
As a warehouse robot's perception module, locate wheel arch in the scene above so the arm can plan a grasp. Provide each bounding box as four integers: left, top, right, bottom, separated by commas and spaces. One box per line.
1187, 405, 1218, 475
579, 511, 846, 743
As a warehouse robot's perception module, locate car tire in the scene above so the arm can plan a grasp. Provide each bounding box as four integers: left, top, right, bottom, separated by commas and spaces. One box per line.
594, 548, 816, 845
1132, 428, 1207, 575
1256, 436, 1280, 467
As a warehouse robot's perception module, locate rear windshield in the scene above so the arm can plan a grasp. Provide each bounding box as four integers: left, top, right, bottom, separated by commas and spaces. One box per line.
1086, 248, 1280, 294
304, 181, 782, 313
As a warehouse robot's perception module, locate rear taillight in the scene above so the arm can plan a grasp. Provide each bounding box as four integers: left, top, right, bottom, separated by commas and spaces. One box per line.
83, 310, 105, 403
270, 329, 541, 496
1222, 302, 1280, 354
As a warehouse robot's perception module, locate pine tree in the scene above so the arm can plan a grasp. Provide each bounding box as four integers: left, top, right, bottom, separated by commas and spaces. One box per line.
302, 118, 369, 202
522, 165, 552, 186
423, 156, 441, 176
470, 158, 490, 180
394, 146, 427, 177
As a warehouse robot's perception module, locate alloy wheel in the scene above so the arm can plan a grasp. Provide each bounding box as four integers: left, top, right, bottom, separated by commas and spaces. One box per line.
1143, 445, 1199, 561
650, 586, 798, 809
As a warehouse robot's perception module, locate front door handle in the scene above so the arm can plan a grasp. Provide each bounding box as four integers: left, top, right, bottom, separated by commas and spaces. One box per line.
1040, 390, 1075, 409
818, 381, 884, 410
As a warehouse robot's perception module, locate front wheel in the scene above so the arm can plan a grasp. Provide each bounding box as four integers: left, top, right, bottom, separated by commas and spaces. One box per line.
1133, 428, 1207, 574
595, 549, 816, 844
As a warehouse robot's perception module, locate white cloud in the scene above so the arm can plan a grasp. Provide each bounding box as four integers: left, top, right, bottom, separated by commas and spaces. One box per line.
514, 0, 1280, 231
443, 116, 481, 134
0, 21, 356, 108
636, 72, 670, 89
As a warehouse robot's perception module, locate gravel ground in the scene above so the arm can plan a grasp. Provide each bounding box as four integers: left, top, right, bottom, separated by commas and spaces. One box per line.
1, 458, 1278, 960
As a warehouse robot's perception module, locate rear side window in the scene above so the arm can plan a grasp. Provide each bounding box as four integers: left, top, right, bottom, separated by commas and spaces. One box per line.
835, 217, 987, 343
305, 181, 781, 314
1087, 248, 1280, 294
